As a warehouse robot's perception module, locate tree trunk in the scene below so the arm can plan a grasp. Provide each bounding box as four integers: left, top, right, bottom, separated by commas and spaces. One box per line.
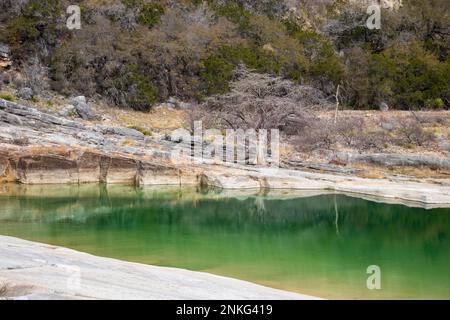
334, 84, 340, 124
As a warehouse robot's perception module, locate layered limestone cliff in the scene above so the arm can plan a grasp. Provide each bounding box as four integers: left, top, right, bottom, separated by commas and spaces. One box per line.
0, 149, 197, 186
1, 98, 450, 208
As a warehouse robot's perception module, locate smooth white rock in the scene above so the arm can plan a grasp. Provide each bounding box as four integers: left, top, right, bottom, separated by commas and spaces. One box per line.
0, 236, 319, 300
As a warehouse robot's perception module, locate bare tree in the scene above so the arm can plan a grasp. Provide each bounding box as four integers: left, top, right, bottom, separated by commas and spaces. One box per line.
334, 84, 340, 124
195, 66, 331, 132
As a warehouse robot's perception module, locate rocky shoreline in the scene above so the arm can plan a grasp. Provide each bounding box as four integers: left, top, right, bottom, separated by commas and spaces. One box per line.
1, 97, 449, 300
0, 236, 317, 300
1, 98, 450, 208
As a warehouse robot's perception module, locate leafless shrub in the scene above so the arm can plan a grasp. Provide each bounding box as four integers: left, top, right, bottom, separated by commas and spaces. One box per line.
334, 117, 364, 147
197, 66, 331, 132
395, 119, 436, 147
353, 131, 389, 152
293, 119, 336, 152
416, 113, 450, 126
294, 117, 389, 152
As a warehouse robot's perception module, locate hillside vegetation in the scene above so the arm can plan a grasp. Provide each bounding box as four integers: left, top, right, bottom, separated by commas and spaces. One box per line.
0, 0, 449, 111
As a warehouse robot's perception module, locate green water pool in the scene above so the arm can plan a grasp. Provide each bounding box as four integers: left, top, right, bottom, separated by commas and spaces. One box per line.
0, 184, 449, 299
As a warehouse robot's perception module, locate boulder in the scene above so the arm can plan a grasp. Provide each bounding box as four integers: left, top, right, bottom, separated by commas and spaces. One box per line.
75, 102, 96, 120
0, 43, 11, 69
179, 101, 193, 109
379, 102, 389, 112
137, 162, 198, 186
70, 96, 97, 120
71, 96, 87, 105
0, 43, 10, 58
380, 122, 394, 131
164, 97, 193, 109
167, 97, 179, 108
59, 104, 76, 117
199, 172, 261, 189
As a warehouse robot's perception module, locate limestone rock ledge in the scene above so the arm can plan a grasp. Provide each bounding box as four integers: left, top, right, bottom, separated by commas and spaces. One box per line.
0, 236, 317, 300
2, 145, 449, 208
1, 97, 450, 208
0, 148, 198, 186
199, 166, 450, 209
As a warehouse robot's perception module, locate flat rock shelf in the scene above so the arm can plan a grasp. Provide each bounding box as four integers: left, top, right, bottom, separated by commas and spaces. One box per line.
0, 236, 318, 300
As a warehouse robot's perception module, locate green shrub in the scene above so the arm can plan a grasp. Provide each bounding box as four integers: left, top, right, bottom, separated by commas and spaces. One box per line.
0, 92, 15, 102
190, 0, 204, 6
200, 45, 284, 96
112, 65, 159, 111
218, 45, 280, 73
5, 0, 61, 58
427, 98, 445, 109
30, 96, 39, 103
201, 55, 234, 95
122, 0, 144, 9
210, 1, 251, 30
127, 125, 152, 136
283, 20, 343, 87
6, 16, 40, 47
137, 3, 165, 28
122, 0, 164, 28
3, 0, 448, 112
125, 67, 159, 111
374, 42, 450, 109
309, 41, 344, 89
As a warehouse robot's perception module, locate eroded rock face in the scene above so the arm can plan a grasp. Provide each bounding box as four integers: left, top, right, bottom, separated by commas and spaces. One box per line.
1, 98, 450, 207
138, 162, 181, 186
104, 156, 138, 184
0, 148, 186, 186
17, 155, 78, 184
135, 162, 199, 186
199, 172, 261, 189
0, 151, 15, 183
0, 98, 185, 186
78, 151, 103, 183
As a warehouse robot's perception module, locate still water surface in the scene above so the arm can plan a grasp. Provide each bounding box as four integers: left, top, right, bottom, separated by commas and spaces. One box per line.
0, 185, 449, 299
